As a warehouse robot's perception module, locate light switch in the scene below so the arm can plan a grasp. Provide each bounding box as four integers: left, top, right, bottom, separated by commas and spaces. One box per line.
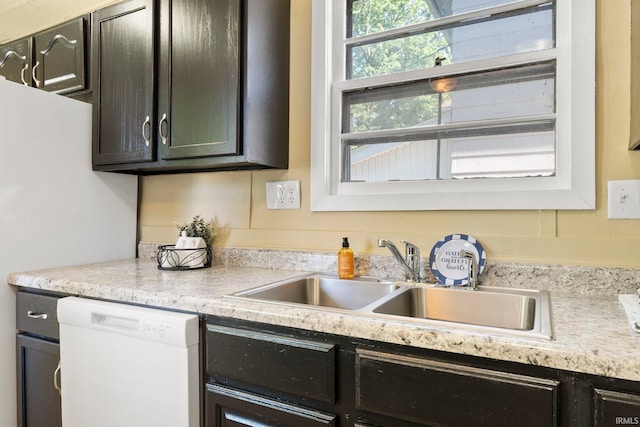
608, 180, 640, 219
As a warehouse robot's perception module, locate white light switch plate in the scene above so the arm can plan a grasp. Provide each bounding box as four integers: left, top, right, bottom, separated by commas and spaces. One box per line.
608, 180, 640, 219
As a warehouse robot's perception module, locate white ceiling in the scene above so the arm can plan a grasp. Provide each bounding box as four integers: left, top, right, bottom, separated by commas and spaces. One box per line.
0, 0, 121, 44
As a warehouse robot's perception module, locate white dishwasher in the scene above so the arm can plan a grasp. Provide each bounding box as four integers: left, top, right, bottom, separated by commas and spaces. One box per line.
57, 297, 200, 427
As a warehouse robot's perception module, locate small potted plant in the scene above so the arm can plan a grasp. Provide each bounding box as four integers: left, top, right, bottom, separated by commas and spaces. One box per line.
157, 215, 215, 270
175, 214, 216, 247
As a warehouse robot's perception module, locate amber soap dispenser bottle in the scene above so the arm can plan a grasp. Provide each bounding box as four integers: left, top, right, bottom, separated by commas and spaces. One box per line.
338, 237, 355, 279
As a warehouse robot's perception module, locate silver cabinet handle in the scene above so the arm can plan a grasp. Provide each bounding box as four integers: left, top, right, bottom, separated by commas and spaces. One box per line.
142, 116, 151, 146
20, 63, 29, 86
159, 113, 168, 145
27, 310, 48, 320
32, 61, 40, 88
53, 361, 61, 395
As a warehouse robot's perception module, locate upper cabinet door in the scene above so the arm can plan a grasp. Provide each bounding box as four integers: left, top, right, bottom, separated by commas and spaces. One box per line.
32, 18, 87, 94
0, 38, 31, 86
157, 0, 241, 160
92, 0, 156, 166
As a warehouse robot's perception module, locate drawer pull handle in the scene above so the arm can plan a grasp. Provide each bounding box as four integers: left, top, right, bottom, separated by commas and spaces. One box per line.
27, 311, 48, 320
53, 361, 61, 395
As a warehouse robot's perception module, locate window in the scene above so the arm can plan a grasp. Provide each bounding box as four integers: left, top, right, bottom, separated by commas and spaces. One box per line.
310, 0, 595, 211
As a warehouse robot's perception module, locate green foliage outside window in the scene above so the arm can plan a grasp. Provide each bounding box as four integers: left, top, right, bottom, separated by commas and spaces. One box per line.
349, 0, 452, 134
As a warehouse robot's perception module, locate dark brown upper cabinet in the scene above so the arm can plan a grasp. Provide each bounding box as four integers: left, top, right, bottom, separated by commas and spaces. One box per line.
0, 17, 88, 95
91, 0, 156, 166
91, 0, 290, 174
32, 18, 87, 94
157, 0, 240, 161
0, 38, 31, 86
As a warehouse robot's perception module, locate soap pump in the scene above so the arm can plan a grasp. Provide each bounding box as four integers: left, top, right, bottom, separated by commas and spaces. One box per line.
338, 237, 354, 279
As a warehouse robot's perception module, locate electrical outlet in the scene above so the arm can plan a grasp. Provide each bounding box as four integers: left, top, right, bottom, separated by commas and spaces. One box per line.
608, 180, 640, 219
266, 180, 300, 209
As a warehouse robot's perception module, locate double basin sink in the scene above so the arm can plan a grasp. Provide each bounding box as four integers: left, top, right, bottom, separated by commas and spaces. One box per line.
230, 274, 554, 339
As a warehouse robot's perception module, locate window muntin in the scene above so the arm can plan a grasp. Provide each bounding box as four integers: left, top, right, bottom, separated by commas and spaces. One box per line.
348, 0, 524, 38
348, 4, 554, 80
344, 61, 556, 133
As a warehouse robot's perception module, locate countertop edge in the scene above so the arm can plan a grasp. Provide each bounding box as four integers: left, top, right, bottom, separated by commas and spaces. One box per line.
8, 260, 640, 383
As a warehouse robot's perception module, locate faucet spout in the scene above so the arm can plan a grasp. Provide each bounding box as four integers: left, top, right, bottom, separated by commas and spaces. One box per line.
377, 239, 421, 282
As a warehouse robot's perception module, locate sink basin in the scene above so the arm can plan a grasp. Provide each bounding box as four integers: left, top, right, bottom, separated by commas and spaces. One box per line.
230, 276, 553, 340
371, 285, 553, 338
232, 274, 402, 310
372, 286, 535, 330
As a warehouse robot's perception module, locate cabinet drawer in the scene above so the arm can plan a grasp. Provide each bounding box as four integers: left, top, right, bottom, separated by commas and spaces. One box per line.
594, 388, 640, 427
206, 383, 336, 427
356, 349, 559, 427
206, 324, 336, 404
16, 292, 61, 339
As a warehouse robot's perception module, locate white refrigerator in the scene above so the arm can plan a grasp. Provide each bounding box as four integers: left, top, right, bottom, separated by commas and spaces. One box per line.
0, 77, 138, 427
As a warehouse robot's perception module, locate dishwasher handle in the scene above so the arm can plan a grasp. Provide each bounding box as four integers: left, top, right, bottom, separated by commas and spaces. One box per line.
91, 312, 140, 332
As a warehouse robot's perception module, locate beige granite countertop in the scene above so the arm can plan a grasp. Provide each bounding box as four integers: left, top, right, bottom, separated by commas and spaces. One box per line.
8, 258, 640, 382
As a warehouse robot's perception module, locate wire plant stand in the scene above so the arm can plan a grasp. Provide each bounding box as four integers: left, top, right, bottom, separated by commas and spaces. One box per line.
157, 245, 212, 270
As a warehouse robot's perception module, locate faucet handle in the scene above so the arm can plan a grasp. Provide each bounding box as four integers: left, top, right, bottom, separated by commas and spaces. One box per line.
459, 250, 478, 290
401, 240, 420, 259
401, 241, 422, 282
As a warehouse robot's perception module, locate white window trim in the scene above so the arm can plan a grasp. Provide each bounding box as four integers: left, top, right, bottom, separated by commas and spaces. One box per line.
310, 0, 595, 211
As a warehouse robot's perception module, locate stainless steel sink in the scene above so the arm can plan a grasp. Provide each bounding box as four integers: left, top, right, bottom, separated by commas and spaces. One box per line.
368, 285, 553, 339
231, 274, 401, 310
230, 275, 553, 339
372, 286, 536, 330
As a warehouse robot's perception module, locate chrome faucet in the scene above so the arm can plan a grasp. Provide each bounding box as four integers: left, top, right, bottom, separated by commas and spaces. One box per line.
459, 250, 478, 290
377, 239, 422, 282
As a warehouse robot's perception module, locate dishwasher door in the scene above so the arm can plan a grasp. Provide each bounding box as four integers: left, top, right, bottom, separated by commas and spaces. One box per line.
57, 297, 200, 427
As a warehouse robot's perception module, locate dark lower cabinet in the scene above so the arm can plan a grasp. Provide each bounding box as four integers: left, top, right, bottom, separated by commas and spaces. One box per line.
207, 324, 336, 404
16, 335, 61, 427
594, 388, 640, 427
355, 349, 558, 427
16, 291, 63, 427
206, 384, 336, 427
205, 322, 340, 427
205, 317, 640, 427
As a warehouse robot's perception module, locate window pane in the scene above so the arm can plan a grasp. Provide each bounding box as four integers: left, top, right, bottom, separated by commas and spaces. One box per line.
345, 85, 440, 133
347, 140, 438, 181
344, 62, 555, 134
348, 4, 554, 79
443, 132, 555, 179
349, 0, 520, 37
342, 130, 555, 182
